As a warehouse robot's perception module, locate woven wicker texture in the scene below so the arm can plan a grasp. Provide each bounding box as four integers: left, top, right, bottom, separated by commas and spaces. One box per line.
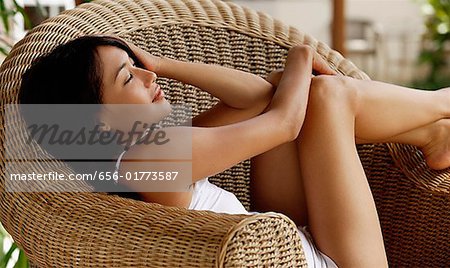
0, 0, 448, 267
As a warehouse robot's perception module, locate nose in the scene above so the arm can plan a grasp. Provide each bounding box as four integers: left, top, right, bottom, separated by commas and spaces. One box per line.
139, 69, 157, 88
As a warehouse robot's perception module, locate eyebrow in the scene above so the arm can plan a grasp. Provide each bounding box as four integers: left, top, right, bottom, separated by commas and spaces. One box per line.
114, 62, 126, 83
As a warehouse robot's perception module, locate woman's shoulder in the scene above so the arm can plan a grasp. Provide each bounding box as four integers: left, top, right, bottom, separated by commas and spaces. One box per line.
116, 126, 195, 209
123, 126, 192, 160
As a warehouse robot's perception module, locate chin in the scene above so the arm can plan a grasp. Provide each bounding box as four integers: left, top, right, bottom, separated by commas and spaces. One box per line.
162, 101, 172, 115
150, 101, 172, 123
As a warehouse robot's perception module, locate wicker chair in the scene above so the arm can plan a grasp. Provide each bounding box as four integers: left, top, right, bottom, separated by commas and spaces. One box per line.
0, 0, 448, 267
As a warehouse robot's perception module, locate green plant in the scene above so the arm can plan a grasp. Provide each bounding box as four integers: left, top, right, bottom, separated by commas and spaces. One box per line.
0, 223, 29, 268
0, 0, 92, 55
0, 0, 31, 33
0, 0, 32, 55
413, 0, 450, 89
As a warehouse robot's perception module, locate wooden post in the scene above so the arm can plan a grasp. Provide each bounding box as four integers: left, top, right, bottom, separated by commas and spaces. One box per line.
332, 0, 346, 56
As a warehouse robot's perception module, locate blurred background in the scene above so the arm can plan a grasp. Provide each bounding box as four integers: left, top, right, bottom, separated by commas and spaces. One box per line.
231, 0, 449, 89
0, 0, 449, 267
0, 0, 449, 87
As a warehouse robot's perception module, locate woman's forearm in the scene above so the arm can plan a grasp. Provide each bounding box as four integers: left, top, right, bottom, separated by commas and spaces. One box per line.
266, 46, 313, 136
157, 57, 275, 109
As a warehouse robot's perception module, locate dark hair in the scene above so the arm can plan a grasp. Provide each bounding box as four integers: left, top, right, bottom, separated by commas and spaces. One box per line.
18, 35, 145, 201
19, 35, 143, 105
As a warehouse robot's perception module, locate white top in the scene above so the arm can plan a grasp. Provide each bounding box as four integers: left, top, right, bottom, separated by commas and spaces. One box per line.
188, 177, 248, 214
114, 138, 335, 267
187, 177, 338, 268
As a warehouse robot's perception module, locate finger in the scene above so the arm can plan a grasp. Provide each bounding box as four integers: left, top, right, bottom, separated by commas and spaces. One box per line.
313, 54, 338, 75
315, 54, 333, 74
314, 57, 337, 75
124, 40, 141, 54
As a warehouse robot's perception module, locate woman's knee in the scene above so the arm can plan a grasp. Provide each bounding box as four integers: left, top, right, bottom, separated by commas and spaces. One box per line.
309, 75, 359, 113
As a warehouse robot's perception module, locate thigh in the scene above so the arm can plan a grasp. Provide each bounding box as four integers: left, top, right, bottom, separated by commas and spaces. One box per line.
297, 80, 388, 267
250, 140, 308, 226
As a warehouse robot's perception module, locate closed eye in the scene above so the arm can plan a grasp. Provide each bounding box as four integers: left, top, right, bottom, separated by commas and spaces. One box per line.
124, 57, 137, 85
125, 72, 133, 85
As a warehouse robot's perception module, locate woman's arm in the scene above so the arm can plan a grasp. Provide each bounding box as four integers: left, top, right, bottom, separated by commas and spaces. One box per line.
158, 58, 275, 110
128, 42, 274, 110
127, 42, 275, 126
160, 57, 280, 127
127, 42, 336, 128
123, 46, 315, 207
195, 46, 317, 178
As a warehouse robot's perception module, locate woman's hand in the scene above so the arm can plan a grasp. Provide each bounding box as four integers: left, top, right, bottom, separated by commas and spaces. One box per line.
265, 47, 337, 88
312, 50, 338, 76
263, 45, 314, 139
126, 41, 162, 74
103, 35, 163, 73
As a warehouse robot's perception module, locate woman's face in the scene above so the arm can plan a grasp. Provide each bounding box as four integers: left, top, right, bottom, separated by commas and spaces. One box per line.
96, 45, 171, 132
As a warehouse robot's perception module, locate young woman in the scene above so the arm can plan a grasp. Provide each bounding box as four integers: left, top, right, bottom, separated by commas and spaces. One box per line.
19, 35, 450, 267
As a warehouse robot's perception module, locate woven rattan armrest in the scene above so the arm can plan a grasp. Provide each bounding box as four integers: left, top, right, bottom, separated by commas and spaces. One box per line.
7, 191, 304, 267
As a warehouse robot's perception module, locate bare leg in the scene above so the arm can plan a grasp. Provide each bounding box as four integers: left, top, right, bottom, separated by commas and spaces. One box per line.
297, 77, 388, 267
392, 119, 450, 170
346, 77, 450, 169
348, 78, 450, 141
294, 77, 450, 267
250, 141, 308, 226
356, 118, 450, 170
251, 119, 450, 229
251, 78, 450, 231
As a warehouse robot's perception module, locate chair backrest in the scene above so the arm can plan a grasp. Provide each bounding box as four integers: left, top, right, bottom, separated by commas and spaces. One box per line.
0, 0, 367, 210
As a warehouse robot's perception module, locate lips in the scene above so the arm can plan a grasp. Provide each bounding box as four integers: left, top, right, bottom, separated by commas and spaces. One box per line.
152, 84, 164, 102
